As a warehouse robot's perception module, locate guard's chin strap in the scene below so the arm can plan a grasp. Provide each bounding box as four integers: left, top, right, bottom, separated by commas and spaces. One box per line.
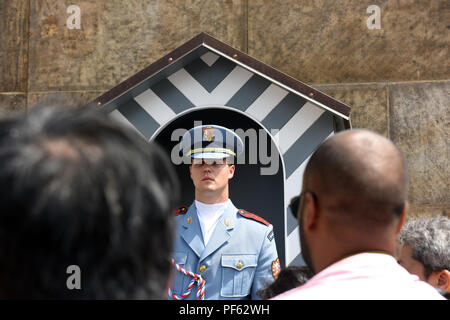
168, 259, 206, 300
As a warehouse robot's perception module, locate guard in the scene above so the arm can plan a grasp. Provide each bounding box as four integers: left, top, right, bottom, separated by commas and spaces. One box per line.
168, 124, 280, 300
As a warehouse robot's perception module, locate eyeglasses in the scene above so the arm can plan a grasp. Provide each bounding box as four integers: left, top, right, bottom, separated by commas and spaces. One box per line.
289, 190, 318, 219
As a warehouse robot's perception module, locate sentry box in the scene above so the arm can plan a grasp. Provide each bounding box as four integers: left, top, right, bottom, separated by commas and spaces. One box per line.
87, 33, 351, 268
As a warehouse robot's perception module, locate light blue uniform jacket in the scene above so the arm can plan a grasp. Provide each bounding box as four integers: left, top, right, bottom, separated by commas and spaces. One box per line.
170, 200, 279, 300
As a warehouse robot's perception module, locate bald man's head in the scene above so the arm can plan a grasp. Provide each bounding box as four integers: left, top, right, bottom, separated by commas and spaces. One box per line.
303, 129, 408, 228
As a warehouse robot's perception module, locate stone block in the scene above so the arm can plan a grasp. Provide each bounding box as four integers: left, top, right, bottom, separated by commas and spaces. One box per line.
28, 0, 246, 92
406, 204, 449, 222
27, 91, 103, 109
248, 0, 450, 83
389, 82, 449, 206
0, 1, 29, 92
0, 94, 27, 118
317, 84, 388, 136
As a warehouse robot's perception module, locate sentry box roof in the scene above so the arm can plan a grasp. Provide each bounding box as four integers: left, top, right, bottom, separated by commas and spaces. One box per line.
88, 33, 352, 267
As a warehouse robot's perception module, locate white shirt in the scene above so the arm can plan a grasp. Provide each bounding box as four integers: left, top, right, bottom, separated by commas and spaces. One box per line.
195, 200, 230, 245
272, 252, 445, 300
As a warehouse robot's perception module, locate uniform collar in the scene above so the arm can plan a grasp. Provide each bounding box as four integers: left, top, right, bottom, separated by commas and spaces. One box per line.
180, 204, 205, 258
199, 201, 237, 262
183, 200, 236, 230
217, 200, 237, 231
181, 201, 237, 261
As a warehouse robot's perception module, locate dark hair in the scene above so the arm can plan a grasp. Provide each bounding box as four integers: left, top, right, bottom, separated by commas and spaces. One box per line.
0, 106, 179, 299
257, 266, 313, 299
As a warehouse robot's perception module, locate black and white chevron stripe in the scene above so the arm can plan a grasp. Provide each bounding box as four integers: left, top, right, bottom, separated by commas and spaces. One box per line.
108, 51, 335, 266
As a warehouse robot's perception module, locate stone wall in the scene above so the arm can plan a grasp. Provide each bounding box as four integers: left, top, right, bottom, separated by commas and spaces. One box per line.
0, 0, 448, 219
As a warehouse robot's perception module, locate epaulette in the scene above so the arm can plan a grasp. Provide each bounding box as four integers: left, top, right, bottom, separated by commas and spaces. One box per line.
238, 209, 270, 227
174, 205, 188, 215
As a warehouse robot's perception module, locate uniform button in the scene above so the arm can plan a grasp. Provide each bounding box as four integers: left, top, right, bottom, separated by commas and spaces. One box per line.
199, 265, 206, 273
236, 262, 243, 269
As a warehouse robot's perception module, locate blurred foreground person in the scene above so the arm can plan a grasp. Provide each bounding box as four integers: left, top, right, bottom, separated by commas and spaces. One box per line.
399, 216, 450, 298
0, 106, 178, 299
273, 129, 444, 300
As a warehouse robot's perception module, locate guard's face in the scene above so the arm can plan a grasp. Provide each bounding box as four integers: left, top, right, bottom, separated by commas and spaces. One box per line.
189, 158, 235, 194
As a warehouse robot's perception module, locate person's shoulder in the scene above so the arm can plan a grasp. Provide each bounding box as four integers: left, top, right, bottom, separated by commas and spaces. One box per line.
405, 279, 447, 300
236, 209, 271, 228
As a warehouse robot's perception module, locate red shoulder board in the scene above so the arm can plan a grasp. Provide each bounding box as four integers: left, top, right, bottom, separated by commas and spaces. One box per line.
174, 206, 188, 215
238, 209, 270, 227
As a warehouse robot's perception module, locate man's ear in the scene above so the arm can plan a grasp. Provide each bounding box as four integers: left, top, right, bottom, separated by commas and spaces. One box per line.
396, 201, 408, 234
303, 192, 319, 231
435, 269, 450, 292
228, 164, 235, 179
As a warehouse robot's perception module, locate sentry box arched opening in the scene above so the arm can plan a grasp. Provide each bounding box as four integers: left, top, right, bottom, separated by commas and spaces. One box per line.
154, 106, 285, 265
88, 33, 352, 267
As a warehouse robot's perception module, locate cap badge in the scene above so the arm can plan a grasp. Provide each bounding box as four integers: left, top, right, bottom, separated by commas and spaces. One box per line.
202, 126, 215, 142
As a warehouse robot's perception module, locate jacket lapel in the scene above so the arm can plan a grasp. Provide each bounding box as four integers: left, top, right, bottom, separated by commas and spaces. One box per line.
199, 201, 236, 262
181, 203, 205, 258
